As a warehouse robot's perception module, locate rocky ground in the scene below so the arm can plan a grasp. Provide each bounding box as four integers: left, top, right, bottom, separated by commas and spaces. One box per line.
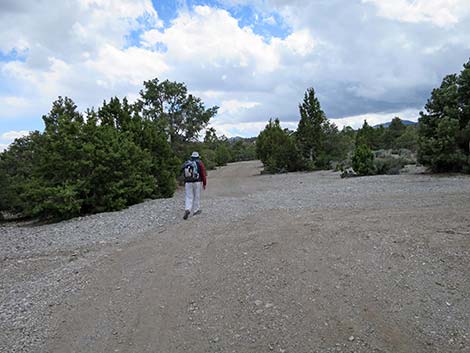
1, 160, 469, 353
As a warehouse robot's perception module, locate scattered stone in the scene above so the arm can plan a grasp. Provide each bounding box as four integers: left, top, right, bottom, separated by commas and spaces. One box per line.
1, 162, 469, 353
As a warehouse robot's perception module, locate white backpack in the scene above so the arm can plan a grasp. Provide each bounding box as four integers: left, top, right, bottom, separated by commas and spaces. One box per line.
183, 160, 199, 182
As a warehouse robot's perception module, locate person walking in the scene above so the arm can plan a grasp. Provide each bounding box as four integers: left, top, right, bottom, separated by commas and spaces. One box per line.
182, 151, 207, 220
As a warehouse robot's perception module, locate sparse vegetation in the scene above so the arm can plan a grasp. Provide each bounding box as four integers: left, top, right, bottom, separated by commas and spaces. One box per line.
3, 60, 470, 221
256, 87, 420, 176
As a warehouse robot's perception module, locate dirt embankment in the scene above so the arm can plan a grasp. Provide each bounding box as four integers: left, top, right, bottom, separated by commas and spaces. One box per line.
1, 161, 469, 353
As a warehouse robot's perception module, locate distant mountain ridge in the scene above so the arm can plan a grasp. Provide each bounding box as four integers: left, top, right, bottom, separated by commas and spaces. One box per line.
374, 120, 417, 128
227, 136, 256, 143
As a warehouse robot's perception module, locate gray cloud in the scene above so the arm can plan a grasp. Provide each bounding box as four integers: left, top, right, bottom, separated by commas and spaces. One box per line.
218, 0, 470, 120
1, 0, 470, 140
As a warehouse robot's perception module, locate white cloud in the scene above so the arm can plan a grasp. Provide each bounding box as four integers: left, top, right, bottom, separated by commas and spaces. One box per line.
0, 130, 30, 151
84, 45, 169, 87
0, 0, 164, 117
1, 130, 30, 141
273, 29, 316, 56
331, 108, 420, 129
78, 0, 157, 18
0, 96, 29, 110
3, 57, 71, 97
141, 6, 281, 73
0, 0, 158, 56
193, 90, 226, 99
210, 120, 298, 138
363, 0, 470, 27
210, 108, 421, 138
219, 100, 261, 114
0, 2, 319, 125
0, 94, 35, 119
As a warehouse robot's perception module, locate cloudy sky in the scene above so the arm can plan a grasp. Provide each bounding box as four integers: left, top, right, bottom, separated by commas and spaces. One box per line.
1, 0, 470, 150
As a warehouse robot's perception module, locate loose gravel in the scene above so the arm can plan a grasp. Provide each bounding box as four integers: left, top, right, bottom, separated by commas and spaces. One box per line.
1, 161, 470, 353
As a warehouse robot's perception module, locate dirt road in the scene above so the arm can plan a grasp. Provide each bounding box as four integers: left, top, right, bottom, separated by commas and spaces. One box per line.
23, 162, 470, 352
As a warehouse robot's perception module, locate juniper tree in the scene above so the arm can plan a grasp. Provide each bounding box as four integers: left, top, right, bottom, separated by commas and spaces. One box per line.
418, 59, 470, 172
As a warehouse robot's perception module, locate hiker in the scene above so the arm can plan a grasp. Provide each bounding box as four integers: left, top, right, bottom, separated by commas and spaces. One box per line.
182, 151, 207, 220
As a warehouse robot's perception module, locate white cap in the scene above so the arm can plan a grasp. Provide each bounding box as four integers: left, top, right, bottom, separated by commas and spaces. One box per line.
191, 151, 200, 158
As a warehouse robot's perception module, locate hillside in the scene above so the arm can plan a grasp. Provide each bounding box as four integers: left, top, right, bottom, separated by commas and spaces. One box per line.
374, 120, 417, 128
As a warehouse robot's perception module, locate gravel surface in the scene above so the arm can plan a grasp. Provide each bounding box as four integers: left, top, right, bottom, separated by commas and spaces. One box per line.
1, 191, 183, 353
1, 161, 469, 353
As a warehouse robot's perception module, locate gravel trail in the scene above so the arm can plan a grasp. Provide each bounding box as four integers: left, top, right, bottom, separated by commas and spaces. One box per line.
1, 160, 469, 353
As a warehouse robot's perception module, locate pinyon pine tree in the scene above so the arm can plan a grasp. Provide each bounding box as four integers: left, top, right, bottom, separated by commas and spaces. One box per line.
418, 59, 470, 172
296, 88, 329, 164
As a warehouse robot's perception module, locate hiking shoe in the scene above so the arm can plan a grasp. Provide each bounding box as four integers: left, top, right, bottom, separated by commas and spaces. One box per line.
193, 210, 202, 216
183, 210, 190, 220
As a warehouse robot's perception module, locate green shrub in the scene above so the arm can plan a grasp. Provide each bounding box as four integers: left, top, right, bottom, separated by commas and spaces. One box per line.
352, 144, 375, 176
257, 119, 304, 173
0, 96, 177, 221
395, 126, 418, 151
201, 149, 217, 170
215, 144, 231, 166
230, 139, 257, 161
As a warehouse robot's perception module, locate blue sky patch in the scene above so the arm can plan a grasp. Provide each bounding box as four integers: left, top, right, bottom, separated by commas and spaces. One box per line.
224, 4, 290, 41
151, 0, 290, 41
0, 49, 27, 63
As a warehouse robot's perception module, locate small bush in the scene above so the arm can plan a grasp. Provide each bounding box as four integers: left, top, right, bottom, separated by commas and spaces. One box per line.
201, 149, 217, 170
374, 157, 407, 175
371, 148, 417, 175
256, 119, 305, 173
463, 163, 470, 174
352, 144, 375, 176
215, 144, 231, 166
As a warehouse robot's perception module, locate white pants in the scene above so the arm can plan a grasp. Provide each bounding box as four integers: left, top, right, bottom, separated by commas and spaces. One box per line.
185, 182, 202, 212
